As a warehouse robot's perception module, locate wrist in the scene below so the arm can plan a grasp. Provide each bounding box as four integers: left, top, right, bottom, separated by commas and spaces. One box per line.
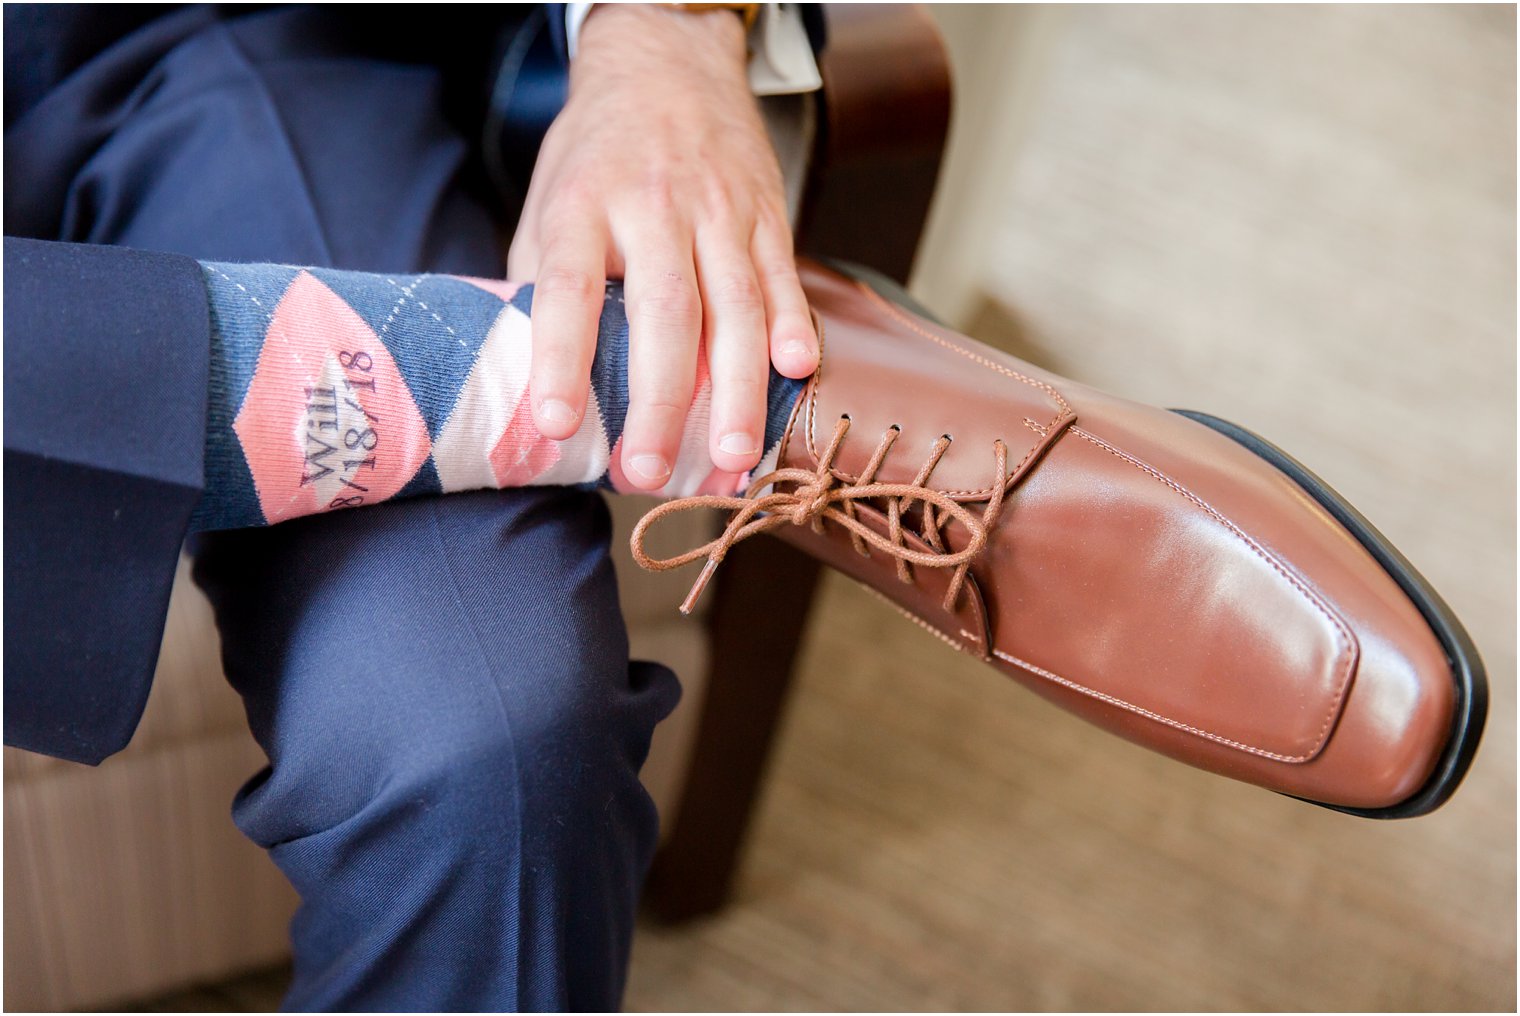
575, 4, 748, 91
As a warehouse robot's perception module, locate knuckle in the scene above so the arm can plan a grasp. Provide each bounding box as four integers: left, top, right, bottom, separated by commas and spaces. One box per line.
756, 214, 795, 248
705, 183, 757, 230
703, 181, 740, 219
753, 201, 793, 240
757, 256, 801, 287
632, 376, 695, 415
550, 169, 600, 208
634, 394, 692, 421
636, 282, 700, 329
755, 195, 789, 225
717, 372, 768, 401
540, 203, 595, 238
536, 266, 599, 303
713, 273, 763, 313
636, 176, 679, 214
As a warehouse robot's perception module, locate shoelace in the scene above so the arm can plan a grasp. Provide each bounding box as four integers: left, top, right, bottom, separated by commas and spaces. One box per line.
631, 412, 1073, 615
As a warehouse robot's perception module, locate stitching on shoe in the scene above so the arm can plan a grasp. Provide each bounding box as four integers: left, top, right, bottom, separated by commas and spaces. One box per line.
797, 281, 1073, 498
863, 586, 969, 654
792, 279, 1355, 762
870, 582, 1340, 765
775, 389, 806, 477
800, 309, 826, 470
1025, 418, 1358, 761
858, 282, 1072, 414
987, 646, 1327, 764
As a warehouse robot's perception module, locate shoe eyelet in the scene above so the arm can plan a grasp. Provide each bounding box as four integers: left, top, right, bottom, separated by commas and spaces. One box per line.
889, 423, 902, 433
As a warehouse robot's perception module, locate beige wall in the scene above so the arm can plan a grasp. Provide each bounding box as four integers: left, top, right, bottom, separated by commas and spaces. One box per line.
906, 3, 1515, 1007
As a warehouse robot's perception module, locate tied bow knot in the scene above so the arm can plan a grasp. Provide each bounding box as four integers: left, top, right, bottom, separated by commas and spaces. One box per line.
630, 415, 1026, 616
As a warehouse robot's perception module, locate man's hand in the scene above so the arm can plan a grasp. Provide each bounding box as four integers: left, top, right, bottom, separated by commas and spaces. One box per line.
506, 4, 819, 489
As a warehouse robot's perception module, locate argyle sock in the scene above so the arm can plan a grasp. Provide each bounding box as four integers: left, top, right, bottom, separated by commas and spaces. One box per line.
191, 263, 806, 531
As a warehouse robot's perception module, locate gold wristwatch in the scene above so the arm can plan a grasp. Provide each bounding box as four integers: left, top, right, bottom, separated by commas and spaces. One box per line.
670, 3, 763, 31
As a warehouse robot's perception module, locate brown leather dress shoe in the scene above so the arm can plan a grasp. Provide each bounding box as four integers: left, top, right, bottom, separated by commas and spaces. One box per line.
632, 259, 1485, 818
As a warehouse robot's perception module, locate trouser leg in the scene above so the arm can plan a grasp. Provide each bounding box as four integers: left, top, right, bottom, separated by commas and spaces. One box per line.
190, 490, 678, 1011
61, 8, 680, 1009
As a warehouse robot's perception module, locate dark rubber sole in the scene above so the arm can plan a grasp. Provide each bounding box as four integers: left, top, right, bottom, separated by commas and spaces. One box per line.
1172, 411, 1487, 819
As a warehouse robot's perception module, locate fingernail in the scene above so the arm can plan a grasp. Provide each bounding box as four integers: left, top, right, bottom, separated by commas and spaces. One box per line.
781, 339, 813, 359
539, 399, 579, 425
629, 454, 670, 481
719, 432, 760, 457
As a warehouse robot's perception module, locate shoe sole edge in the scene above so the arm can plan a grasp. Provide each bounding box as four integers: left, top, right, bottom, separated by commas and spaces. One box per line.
1171, 410, 1488, 819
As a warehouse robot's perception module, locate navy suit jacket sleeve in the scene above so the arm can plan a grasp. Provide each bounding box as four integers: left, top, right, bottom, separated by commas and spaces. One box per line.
4, 237, 210, 764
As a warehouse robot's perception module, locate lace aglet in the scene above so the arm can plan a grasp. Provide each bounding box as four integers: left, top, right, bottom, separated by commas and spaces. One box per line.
679, 558, 722, 615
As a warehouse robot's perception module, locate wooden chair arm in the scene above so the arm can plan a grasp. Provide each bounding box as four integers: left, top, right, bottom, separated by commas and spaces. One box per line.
798, 3, 954, 283
646, 4, 954, 923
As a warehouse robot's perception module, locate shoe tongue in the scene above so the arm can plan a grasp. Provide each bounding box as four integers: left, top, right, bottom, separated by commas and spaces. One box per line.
789, 265, 1072, 499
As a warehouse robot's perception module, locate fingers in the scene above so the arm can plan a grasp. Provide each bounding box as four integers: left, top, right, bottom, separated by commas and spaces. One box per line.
752, 211, 819, 379
620, 223, 702, 490
528, 214, 606, 440
697, 228, 771, 473
521, 198, 813, 486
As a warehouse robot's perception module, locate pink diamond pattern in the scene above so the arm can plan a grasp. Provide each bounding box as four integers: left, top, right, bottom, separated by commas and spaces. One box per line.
488, 382, 563, 486
234, 272, 432, 524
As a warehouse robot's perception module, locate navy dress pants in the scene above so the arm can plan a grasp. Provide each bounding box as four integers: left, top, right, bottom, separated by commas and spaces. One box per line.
62, 9, 680, 1010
